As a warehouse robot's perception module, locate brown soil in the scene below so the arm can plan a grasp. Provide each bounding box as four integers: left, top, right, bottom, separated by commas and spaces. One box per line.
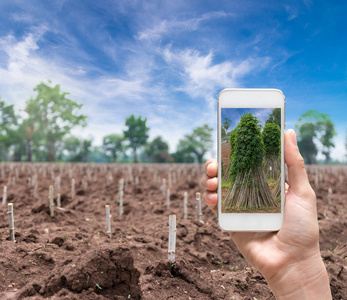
0, 163, 345, 299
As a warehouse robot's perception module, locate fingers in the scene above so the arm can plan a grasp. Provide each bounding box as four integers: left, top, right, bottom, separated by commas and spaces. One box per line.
200, 177, 218, 192
284, 129, 315, 199
204, 158, 218, 178
201, 158, 219, 215
202, 191, 218, 215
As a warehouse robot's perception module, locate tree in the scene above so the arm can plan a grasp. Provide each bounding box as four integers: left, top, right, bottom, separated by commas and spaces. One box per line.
25, 82, 87, 161
145, 136, 172, 163
222, 117, 232, 131
320, 119, 336, 163
262, 122, 281, 179
223, 113, 278, 211
171, 145, 195, 163
175, 124, 213, 164
102, 134, 125, 162
0, 98, 18, 160
59, 136, 92, 162
296, 110, 336, 164
123, 114, 149, 163
297, 122, 318, 164
229, 127, 237, 160
265, 108, 281, 127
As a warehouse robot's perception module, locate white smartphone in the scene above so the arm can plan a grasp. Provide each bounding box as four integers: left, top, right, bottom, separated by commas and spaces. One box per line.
217, 88, 285, 231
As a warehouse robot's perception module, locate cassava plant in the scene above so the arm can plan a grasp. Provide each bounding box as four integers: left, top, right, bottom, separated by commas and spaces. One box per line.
222, 113, 278, 211
262, 122, 281, 179
222, 127, 237, 183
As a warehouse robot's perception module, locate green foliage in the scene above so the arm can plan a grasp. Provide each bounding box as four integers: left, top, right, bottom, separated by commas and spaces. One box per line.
296, 110, 336, 164
171, 147, 195, 163
229, 127, 237, 160
102, 134, 125, 162
221, 127, 226, 139
320, 119, 336, 163
265, 108, 281, 127
229, 113, 264, 182
58, 136, 93, 162
25, 82, 87, 161
174, 124, 213, 163
145, 136, 172, 163
0, 98, 18, 160
123, 114, 149, 163
222, 117, 232, 131
262, 123, 281, 157
297, 122, 318, 164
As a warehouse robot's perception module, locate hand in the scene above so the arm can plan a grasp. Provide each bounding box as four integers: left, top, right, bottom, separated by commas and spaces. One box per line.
200, 129, 332, 300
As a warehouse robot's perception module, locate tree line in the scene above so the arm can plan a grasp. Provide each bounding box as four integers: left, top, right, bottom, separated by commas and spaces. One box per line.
0, 82, 344, 164
0, 82, 213, 163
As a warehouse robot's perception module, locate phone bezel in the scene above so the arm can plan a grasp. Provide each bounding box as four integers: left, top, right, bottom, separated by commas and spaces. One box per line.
217, 88, 285, 231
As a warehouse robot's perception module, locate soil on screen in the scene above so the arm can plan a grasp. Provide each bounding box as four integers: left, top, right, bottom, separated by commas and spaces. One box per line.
0, 162, 345, 300
221, 141, 281, 213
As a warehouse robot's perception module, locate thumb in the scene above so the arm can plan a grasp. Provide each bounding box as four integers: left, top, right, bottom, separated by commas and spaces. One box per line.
284, 129, 314, 199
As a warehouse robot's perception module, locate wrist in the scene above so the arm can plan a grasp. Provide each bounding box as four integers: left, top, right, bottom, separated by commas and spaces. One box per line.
266, 253, 332, 300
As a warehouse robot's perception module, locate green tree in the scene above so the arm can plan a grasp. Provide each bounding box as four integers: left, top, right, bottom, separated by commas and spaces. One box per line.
175, 124, 213, 164
320, 119, 336, 163
25, 82, 87, 161
123, 114, 149, 163
229, 127, 237, 160
0, 98, 18, 160
223, 113, 278, 211
265, 108, 281, 127
145, 136, 172, 163
222, 117, 232, 131
297, 122, 318, 164
171, 145, 195, 163
296, 110, 336, 164
102, 134, 125, 162
262, 122, 281, 179
221, 127, 226, 140
59, 136, 92, 162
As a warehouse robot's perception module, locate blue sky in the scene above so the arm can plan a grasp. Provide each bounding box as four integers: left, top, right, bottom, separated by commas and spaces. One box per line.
0, 0, 346, 161
221, 108, 275, 132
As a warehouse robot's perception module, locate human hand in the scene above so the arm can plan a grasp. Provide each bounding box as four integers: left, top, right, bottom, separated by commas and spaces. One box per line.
200, 129, 332, 300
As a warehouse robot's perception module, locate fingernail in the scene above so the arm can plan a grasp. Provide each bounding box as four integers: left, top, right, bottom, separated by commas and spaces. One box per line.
291, 130, 297, 146
207, 193, 216, 201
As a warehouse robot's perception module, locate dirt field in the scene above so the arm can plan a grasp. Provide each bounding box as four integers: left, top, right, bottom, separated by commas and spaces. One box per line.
0, 162, 346, 299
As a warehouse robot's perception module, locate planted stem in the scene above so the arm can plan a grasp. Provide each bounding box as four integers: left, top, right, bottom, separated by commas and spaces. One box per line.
196, 192, 202, 223
167, 188, 170, 209
119, 191, 123, 216
8, 203, 15, 242
105, 205, 111, 238
168, 214, 176, 262
183, 192, 188, 219
57, 193, 61, 208
71, 178, 75, 200
49, 185, 54, 217
2, 185, 7, 205
328, 187, 332, 210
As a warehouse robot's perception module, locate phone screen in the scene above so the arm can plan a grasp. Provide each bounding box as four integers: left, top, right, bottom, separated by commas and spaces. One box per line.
220, 107, 281, 214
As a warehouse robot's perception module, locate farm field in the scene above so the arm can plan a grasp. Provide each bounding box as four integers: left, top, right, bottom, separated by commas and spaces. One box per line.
0, 162, 346, 300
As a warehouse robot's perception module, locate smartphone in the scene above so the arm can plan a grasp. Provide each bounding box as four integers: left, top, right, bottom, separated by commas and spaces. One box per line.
217, 88, 285, 231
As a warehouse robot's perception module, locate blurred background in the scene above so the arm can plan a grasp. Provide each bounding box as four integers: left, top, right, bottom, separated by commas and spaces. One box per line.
0, 0, 346, 164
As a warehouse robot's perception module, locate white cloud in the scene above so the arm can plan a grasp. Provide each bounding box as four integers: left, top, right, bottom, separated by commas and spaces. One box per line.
163, 46, 270, 98
137, 11, 230, 41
